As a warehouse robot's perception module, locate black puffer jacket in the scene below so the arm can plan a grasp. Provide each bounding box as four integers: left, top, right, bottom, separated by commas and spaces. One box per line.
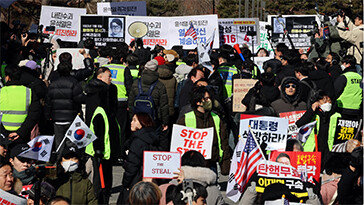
128, 69, 169, 125
308, 69, 335, 100
19, 67, 47, 100
46, 76, 84, 122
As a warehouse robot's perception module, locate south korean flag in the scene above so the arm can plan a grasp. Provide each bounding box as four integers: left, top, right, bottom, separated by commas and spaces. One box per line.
66, 115, 97, 148
19, 135, 54, 162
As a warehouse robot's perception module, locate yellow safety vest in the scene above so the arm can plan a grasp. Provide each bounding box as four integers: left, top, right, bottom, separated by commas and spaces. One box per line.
0, 85, 31, 131
104, 64, 127, 101
218, 65, 239, 98
336, 72, 362, 110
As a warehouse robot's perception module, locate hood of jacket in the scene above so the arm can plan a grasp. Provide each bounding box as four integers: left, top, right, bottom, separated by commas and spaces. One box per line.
85, 78, 108, 95
133, 127, 159, 145
158, 65, 174, 80
141, 69, 159, 85
280, 77, 301, 104
181, 166, 217, 186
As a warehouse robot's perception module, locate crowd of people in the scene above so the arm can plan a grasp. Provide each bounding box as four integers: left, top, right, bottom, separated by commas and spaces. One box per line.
0, 8, 362, 205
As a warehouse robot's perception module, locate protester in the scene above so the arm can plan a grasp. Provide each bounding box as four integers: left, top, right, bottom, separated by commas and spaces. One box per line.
179, 66, 205, 108
128, 181, 162, 205
9, 144, 36, 187
0, 161, 14, 192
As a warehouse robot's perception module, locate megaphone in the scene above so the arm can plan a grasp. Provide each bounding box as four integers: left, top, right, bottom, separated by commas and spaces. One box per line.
233, 44, 245, 62
128, 21, 148, 38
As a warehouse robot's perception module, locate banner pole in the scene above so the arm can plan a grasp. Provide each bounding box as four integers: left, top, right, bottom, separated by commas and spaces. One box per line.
55, 137, 66, 153
248, 126, 266, 160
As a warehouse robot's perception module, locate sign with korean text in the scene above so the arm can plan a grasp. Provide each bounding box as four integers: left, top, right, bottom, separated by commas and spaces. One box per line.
268, 15, 319, 48
125, 15, 219, 49
0, 188, 27, 205
170, 124, 214, 159
270, 151, 321, 184
334, 118, 362, 145
254, 21, 274, 54
218, 18, 260, 47
143, 151, 181, 179
279, 110, 306, 138
80, 15, 126, 47
97, 1, 146, 16
240, 115, 289, 150
54, 48, 89, 70
256, 160, 308, 198
40, 6, 86, 42
233, 79, 258, 112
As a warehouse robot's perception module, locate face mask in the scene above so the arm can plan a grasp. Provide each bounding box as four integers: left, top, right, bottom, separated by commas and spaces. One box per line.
341, 65, 346, 71
61, 160, 78, 172
202, 99, 212, 111
13, 166, 35, 184
320, 103, 332, 112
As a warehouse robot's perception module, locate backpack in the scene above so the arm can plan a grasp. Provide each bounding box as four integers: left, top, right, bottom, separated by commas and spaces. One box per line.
133, 79, 158, 119
174, 79, 187, 109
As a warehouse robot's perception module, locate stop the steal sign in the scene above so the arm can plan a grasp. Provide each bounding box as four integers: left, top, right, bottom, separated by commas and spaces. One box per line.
143, 151, 181, 179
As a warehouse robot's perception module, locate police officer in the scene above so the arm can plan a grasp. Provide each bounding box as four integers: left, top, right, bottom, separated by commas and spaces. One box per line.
217, 52, 239, 100
0, 66, 40, 143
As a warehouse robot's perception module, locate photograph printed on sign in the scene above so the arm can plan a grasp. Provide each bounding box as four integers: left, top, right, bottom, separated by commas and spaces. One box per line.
109, 18, 124, 38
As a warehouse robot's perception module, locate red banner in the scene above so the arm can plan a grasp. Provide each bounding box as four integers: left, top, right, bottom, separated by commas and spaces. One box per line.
279, 110, 306, 137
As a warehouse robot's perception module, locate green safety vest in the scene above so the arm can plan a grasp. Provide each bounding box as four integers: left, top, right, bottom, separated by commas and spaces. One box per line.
252, 65, 258, 79
218, 65, 239, 98
303, 113, 341, 152
337, 72, 362, 110
130, 68, 139, 79
104, 64, 127, 101
0, 85, 31, 131
184, 111, 223, 160
85, 107, 111, 160
176, 61, 186, 66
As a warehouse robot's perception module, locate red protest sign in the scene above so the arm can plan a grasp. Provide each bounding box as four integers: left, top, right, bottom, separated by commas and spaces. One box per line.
279, 110, 306, 137
270, 151, 321, 183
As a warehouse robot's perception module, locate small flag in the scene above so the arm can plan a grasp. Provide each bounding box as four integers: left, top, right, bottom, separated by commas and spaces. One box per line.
65, 115, 97, 148
19, 135, 54, 162
297, 121, 317, 143
184, 22, 197, 41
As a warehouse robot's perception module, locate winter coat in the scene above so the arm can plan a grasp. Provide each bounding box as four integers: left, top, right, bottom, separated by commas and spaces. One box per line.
308, 69, 335, 100
128, 69, 169, 125
242, 82, 280, 110
177, 109, 232, 175
181, 166, 225, 205
337, 22, 364, 64
207, 70, 225, 104
124, 65, 138, 96
49, 58, 95, 83
275, 64, 295, 86
55, 171, 97, 205
271, 77, 307, 115
179, 79, 194, 108
122, 127, 163, 188
327, 64, 342, 81
158, 65, 177, 117
19, 67, 47, 100
46, 75, 84, 122
299, 78, 316, 105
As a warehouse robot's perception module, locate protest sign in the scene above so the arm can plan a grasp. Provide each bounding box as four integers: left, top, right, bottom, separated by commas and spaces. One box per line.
240, 115, 289, 150
270, 151, 321, 184
170, 124, 214, 159
54, 48, 88, 70
254, 57, 270, 73
256, 160, 308, 198
0, 188, 27, 205
80, 15, 126, 47
265, 199, 308, 205
66, 115, 97, 148
143, 151, 181, 179
268, 15, 319, 48
125, 15, 219, 49
334, 118, 362, 145
279, 110, 306, 138
254, 22, 274, 55
97, 1, 146, 16
233, 79, 258, 112
218, 18, 260, 47
40, 6, 86, 42
19, 135, 54, 162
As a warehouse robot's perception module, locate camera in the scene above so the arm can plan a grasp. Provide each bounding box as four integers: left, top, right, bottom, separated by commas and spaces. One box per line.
331, 9, 345, 18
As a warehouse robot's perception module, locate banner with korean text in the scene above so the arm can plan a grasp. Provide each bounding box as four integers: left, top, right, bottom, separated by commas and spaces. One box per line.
279, 110, 306, 138
97, 1, 146, 16
218, 18, 260, 47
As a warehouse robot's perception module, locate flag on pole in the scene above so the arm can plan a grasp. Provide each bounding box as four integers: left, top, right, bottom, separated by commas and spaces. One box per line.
226, 130, 264, 202
18, 135, 54, 162
184, 22, 197, 41
65, 115, 97, 148
297, 121, 317, 143
197, 29, 216, 72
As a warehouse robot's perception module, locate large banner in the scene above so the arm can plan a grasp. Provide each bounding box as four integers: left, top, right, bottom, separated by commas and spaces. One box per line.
97, 1, 147, 16
170, 124, 214, 159
40, 6, 86, 42
143, 151, 180, 179
268, 15, 319, 48
270, 151, 321, 184
240, 115, 289, 150
0, 188, 27, 204
80, 15, 126, 47
334, 118, 362, 145
232, 79, 258, 112
254, 21, 274, 55
279, 111, 306, 138
54, 48, 88, 70
218, 18, 260, 47
125, 15, 220, 49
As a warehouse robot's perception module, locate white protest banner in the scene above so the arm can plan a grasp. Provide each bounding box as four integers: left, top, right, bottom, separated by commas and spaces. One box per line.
54, 48, 88, 70
254, 57, 271, 73
254, 22, 274, 55
279, 110, 306, 138
268, 15, 319, 48
239, 115, 289, 150
39, 6, 86, 42
65, 115, 97, 148
97, 1, 146, 16
143, 151, 181, 179
170, 124, 214, 159
0, 188, 27, 205
19, 135, 54, 162
80, 15, 126, 48
218, 18, 260, 47
125, 15, 219, 49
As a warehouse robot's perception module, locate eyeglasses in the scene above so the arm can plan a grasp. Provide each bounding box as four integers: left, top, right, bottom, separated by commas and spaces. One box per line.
285, 84, 296, 88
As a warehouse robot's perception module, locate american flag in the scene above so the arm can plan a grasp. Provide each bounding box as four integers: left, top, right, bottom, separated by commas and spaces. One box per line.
234, 130, 264, 191
184, 22, 197, 41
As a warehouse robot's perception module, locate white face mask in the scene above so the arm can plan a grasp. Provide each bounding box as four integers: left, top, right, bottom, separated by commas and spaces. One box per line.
341, 64, 346, 71
61, 160, 78, 172
320, 103, 332, 112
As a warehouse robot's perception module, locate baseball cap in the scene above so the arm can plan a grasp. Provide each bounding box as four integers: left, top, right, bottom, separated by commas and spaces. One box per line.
9, 144, 30, 159
144, 59, 159, 71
